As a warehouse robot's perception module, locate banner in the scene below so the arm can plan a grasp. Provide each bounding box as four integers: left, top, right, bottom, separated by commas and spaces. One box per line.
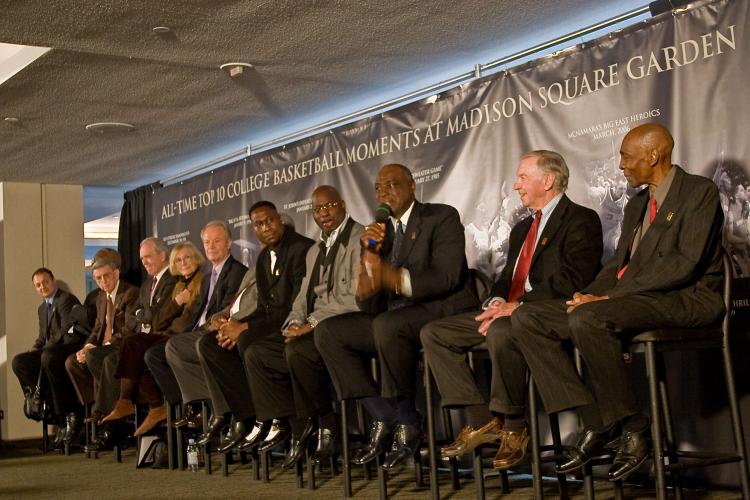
153, 0, 748, 484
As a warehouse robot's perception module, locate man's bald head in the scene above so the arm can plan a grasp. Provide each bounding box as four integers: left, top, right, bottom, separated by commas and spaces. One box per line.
619, 123, 675, 190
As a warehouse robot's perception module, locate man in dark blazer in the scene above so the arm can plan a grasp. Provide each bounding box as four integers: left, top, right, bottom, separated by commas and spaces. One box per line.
420, 150, 603, 469
512, 123, 725, 482
13, 267, 81, 447
95, 237, 178, 429
243, 186, 363, 466
64, 255, 138, 444
196, 201, 313, 451
145, 221, 246, 422
315, 164, 478, 470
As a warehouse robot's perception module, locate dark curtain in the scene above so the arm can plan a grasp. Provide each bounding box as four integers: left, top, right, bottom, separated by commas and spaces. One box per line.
118, 183, 160, 287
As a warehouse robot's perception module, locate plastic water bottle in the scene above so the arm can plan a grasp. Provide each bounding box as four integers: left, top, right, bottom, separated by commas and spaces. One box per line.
187, 438, 199, 472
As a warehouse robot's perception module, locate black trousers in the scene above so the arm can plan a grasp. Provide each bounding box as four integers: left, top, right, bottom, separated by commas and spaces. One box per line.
197, 327, 273, 421
144, 342, 182, 405
243, 332, 332, 422
511, 296, 678, 427
315, 304, 447, 402
13, 343, 82, 415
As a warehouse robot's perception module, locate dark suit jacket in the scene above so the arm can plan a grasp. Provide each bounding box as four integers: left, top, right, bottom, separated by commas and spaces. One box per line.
126, 270, 179, 333
187, 254, 247, 330
32, 288, 81, 349
237, 227, 314, 332
358, 201, 478, 316
85, 281, 140, 346
490, 194, 603, 302
585, 166, 725, 327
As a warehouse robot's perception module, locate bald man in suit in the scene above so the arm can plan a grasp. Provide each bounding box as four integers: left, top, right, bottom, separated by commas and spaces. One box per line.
511, 123, 725, 482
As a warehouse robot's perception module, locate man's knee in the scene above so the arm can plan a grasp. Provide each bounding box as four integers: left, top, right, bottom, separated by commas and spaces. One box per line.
144, 343, 164, 368
485, 319, 513, 352
313, 317, 340, 354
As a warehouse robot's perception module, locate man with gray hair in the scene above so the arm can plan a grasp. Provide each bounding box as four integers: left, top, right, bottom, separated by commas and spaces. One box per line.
420, 150, 603, 470
64, 252, 138, 445
145, 219, 246, 431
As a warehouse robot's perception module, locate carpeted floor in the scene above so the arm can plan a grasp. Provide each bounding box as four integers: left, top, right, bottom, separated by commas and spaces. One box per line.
0, 440, 742, 499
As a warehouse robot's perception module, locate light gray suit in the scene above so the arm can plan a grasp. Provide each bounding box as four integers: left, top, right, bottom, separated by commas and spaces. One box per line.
166, 268, 257, 411
248, 218, 363, 420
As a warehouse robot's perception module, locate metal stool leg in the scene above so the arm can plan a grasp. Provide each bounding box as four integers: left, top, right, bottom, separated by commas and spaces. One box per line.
645, 343, 666, 500
722, 331, 750, 499
529, 379, 544, 500
341, 400, 352, 497
424, 360, 440, 500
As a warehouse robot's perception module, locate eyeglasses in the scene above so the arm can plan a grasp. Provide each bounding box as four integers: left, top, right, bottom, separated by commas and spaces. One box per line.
174, 255, 193, 264
312, 201, 343, 215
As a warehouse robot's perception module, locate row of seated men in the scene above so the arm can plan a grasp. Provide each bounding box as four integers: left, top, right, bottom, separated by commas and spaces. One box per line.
13, 122, 725, 483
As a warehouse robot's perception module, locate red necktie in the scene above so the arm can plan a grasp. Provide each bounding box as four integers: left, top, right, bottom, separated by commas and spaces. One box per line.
508, 210, 542, 302
617, 196, 657, 280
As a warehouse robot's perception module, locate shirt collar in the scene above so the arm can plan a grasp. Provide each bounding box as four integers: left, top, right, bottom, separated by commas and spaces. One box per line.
321, 214, 350, 249
108, 280, 120, 301
651, 165, 677, 209
153, 265, 169, 283
391, 200, 415, 230
538, 192, 564, 218
212, 254, 230, 276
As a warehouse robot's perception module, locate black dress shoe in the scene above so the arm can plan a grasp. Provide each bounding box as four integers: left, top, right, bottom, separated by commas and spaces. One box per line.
237, 420, 272, 452
608, 428, 650, 481
312, 427, 339, 464
196, 415, 226, 446
282, 419, 317, 468
217, 420, 247, 453
382, 423, 422, 470
258, 419, 292, 453
556, 426, 617, 474
352, 421, 394, 465
62, 412, 82, 445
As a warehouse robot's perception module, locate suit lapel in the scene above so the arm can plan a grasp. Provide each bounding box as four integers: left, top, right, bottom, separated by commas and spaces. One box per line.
629, 167, 684, 268
398, 202, 421, 264
529, 195, 569, 270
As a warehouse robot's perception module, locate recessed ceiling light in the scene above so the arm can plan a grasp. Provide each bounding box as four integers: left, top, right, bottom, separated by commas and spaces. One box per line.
220, 62, 254, 78
152, 26, 171, 34
85, 122, 136, 134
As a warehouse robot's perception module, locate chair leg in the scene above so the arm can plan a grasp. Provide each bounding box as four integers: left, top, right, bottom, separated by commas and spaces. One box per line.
166, 402, 175, 470
377, 455, 388, 500
473, 448, 485, 500
656, 354, 682, 499
528, 379, 544, 500
42, 414, 49, 454
722, 335, 750, 499
500, 470, 510, 493
424, 360, 440, 500
341, 400, 352, 497
442, 408, 461, 491
307, 448, 316, 490
549, 412, 568, 499
645, 343, 666, 500
583, 462, 595, 500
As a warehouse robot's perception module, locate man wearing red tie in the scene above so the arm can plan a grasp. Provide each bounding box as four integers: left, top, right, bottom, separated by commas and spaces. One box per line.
421, 150, 603, 470
511, 123, 725, 482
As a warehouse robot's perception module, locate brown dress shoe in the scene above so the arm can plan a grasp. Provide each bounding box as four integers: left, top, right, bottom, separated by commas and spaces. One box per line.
101, 399, 135, 423
492, 428, 529, 470
441, 417, 503, 458
134, 404, 167, 437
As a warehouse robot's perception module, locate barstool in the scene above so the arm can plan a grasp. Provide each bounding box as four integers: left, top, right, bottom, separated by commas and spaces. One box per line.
625, 251, 749, 499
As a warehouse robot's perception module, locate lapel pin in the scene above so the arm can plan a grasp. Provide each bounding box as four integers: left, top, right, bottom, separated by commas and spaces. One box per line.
666, 211, 674, 222
540, 237, 549, 246
411, 232, 416, 240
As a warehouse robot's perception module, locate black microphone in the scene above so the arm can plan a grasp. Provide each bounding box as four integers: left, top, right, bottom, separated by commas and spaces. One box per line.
366, 204, 392, 250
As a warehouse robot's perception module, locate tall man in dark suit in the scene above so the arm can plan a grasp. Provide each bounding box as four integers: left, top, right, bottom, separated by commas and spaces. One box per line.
145, 221, 247, 425
420, 150, 603, 469
315, 164, 478, 469
196, 201, 313, 452
13, 267, 81, 447
511, 124, 725, 481
64, 255, 139, 444
244, 186, 363, 467
98, 237, 178, 434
